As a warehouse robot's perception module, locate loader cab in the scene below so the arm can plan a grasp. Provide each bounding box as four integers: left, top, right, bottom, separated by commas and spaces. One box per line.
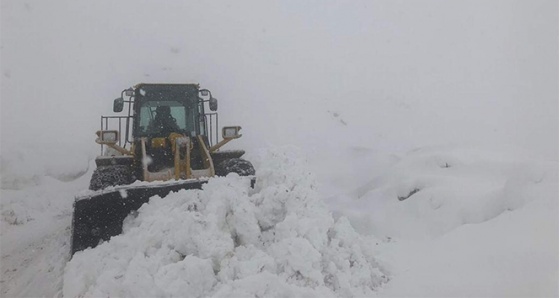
98, 83, 220, 159
132, 84, 206, 139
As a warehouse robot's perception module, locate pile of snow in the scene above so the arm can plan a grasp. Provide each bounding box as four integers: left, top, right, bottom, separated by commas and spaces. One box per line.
64, 148, 388, 297
378, 189, 558, 297
323, 145, 558, 297
331, 145, 558, 241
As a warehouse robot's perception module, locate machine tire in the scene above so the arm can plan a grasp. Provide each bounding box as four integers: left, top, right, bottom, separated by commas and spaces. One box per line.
89, 165, 135, 191
215, 158, 255, 177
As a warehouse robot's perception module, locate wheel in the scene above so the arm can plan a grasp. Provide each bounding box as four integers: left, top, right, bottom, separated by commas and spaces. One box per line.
89, 165, 135, 191
215, 158, 255, 177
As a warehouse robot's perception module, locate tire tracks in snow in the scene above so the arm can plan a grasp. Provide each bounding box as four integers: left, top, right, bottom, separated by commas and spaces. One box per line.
1, 218, 71, 297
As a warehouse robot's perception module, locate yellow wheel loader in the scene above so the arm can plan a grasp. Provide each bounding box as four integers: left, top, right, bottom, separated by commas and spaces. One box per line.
71, 83, 255, 254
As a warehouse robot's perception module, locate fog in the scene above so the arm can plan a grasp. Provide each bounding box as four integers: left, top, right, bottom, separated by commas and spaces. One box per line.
1, 0, 558, 180
1, 2, 558, 296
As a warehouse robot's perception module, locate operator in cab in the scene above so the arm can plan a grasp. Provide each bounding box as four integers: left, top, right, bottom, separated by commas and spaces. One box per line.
148, 106, 180, 136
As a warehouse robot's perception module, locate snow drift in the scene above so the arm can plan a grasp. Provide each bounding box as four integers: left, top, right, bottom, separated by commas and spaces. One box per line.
342, 146, 558, 240
64, 148, 388, 297
328, 145, 558, 297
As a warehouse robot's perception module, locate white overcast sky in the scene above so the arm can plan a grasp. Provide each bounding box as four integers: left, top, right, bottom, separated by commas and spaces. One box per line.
1, 0, 558, 163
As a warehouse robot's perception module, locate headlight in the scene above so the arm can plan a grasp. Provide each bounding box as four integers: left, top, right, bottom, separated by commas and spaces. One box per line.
96, 130, 119, 144
102, 131, 118, 142
222, 126, 241, 139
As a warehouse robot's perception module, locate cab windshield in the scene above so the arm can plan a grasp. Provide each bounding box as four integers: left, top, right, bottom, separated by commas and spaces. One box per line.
138, 100, 197, 136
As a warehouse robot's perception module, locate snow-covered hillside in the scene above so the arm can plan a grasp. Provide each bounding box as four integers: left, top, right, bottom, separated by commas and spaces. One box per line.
1, 0, 558, 297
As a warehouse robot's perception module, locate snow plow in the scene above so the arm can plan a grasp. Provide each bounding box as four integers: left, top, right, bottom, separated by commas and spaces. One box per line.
71, 83, 255, 254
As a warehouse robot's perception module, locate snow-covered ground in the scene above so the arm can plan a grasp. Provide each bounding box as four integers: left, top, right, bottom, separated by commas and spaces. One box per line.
1, 0, 558, 297
1, 144, 557, 297
327, 146, 558, 297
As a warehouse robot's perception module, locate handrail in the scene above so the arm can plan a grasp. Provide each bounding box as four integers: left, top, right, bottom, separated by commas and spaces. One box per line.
204, 112, 219, 146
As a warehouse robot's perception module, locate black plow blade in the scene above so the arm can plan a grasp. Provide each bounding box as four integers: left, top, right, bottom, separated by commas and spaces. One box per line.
71, 177, 256, 255
71, 180, 209, 255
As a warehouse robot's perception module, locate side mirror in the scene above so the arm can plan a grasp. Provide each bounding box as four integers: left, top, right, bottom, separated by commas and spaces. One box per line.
209, 97, 218, 111
113, 98, 124, 112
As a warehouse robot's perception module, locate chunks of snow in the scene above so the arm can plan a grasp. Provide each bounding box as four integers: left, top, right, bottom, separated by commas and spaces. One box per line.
63, 148, 388, 297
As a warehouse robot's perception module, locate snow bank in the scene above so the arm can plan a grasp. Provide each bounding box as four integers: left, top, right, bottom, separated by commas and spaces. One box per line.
378, 190, 559, 298
1, 151, 92, 230
1, 146, 91, 190
340, 145, 558, 241
63, 148, 388, 297
329, 145, 558, 297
